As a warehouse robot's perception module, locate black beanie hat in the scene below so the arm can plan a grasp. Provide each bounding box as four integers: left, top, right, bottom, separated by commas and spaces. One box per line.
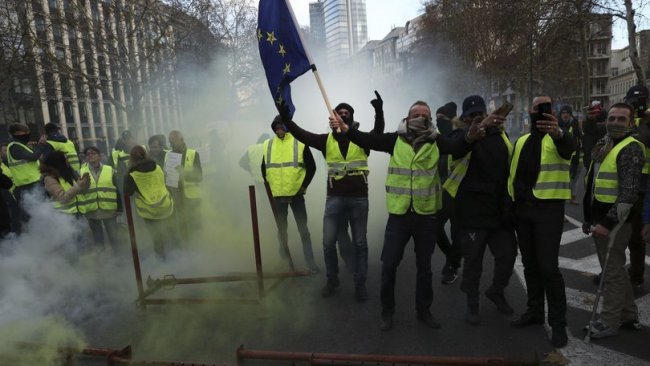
335, 102, 354, 120
271, 115, 284, 131
435, 102, 457, 119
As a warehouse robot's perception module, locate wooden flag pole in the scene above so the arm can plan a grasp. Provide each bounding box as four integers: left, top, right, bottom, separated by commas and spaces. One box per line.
283, 0, 339, 130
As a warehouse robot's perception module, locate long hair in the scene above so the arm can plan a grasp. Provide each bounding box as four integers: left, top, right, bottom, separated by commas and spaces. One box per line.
41, 151, 76, 185
128, 145, 149, 170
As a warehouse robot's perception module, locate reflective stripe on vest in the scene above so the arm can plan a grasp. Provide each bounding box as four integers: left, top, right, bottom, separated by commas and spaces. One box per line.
47, 140, 80, 171
443, 132, 512, 198
325, 133, 368, 179
593, 135, 644, 203
247, 143, 265, 183
263, 133, 306, 197
635, 118, 650, 174
52, 177, 79, 214
112, 149, 130, 169
7, 141, 41, 187
77, 164, 118, 213
385, 137, 441, 215
508, 133, 571, 200
130, 165, 174, 220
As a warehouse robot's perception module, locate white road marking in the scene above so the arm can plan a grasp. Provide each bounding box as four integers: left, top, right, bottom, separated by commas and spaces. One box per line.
513, 262, 649, 365
561, 227, 590, 246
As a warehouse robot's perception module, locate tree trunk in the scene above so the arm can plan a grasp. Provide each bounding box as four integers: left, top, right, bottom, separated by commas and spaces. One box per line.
625, 0, 646, 87
579, 20, 591, 108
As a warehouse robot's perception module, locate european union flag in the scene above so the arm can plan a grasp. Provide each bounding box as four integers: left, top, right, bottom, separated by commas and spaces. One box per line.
258, 0, 312, 119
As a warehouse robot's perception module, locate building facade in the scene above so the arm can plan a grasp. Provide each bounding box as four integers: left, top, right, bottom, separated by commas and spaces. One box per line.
609, 30, 650, 103
318, 0, 368, 65
0, 0, 194, 152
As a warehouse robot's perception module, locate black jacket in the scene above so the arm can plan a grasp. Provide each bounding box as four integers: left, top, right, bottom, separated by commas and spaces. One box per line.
512, 127, 575, 204
451, 127, 511, 229
284, 113, 384, 197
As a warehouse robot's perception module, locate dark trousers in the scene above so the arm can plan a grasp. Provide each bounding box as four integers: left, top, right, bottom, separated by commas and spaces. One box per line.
274, 195, 315, 266
13, 182, 41, 234
628, 193, 646, 285
459, 227, 517, 307
439, 191, 462, 269
513, 201, 567, 327
143, 216, 178, 260
87, 217, 120, 248
380, 212, 437, 315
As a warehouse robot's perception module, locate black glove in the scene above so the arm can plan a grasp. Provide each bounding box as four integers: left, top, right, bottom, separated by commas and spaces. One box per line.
278, 100, 291, 123
370, 90, 383, 113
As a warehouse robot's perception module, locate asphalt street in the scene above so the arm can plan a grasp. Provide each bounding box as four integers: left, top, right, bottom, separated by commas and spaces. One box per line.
64, 167, 649, 366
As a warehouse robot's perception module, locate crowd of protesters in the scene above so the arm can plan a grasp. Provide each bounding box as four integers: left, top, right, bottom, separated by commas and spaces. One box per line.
1, 85, 648, 349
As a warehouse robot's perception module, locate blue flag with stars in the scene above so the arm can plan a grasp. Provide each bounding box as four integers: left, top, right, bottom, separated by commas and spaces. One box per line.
258, 0, 311, 119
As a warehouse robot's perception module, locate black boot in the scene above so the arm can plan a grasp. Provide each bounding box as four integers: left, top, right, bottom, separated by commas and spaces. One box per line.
485, 287, 513, 314
465, 306, 481, 326
321, 276, 340, 298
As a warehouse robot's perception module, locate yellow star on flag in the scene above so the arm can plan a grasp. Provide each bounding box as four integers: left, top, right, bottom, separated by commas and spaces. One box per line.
276, 94, 284, 105
257, 28, 262, 42
266, 31, 277, 45
283, 63, 291, 75
278, 44, 286, 57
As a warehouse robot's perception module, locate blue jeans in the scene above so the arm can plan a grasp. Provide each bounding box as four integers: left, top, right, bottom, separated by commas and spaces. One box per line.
322, 196, 369, 285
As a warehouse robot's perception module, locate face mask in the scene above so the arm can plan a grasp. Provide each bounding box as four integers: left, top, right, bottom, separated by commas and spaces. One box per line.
606, 123, 630, 139
407, 116, 431, 131
13, 134, 29, 144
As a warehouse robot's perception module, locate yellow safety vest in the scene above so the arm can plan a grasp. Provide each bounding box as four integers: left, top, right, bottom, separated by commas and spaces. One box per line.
263, 133, 306, 197
165, 149, 201, 199
247, 143, 265, 183
111, 149, 130, 170
52, 177, 79, 214
592, 135, 644, 203
7, 141, 41, 187
78, 164, 118, 214
508, 133, 571, 200
47, 139, 80, 171
634, 117, 650, 174
325, 133, 368, 180
130, 165, 174, 220
386, 137, 441, 215
444, 132, 512, 198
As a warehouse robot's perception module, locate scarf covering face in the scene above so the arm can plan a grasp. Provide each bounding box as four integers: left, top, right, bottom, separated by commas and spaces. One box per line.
592, 123, 633, 163
397, 116, 439, 151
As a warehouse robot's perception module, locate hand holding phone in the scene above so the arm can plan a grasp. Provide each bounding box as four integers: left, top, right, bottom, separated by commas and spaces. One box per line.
494, 101, 514, 118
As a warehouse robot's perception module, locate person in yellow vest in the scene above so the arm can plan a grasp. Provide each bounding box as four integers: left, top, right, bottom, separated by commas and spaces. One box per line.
111, 130, 136, 194
123, 146, 176, 260
239, 133, 270, 184
40, 151, 89, 216
443, 95, 517, 326
42, 123, 80, 172
583, 103, 644, 338
281, 95, 384, 302
332, 100, 476, 331
624, 85, 649, 296
558, 106, 582, 204
6, 123, 48, 233
262, 116, 318, 272
79, 146, 122, 249
166, 130, 203, 239
508, 95, 575, 348
434, 102, 462, 285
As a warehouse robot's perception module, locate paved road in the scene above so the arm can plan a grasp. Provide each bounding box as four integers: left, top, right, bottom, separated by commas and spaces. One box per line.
69, 201, 649, 366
